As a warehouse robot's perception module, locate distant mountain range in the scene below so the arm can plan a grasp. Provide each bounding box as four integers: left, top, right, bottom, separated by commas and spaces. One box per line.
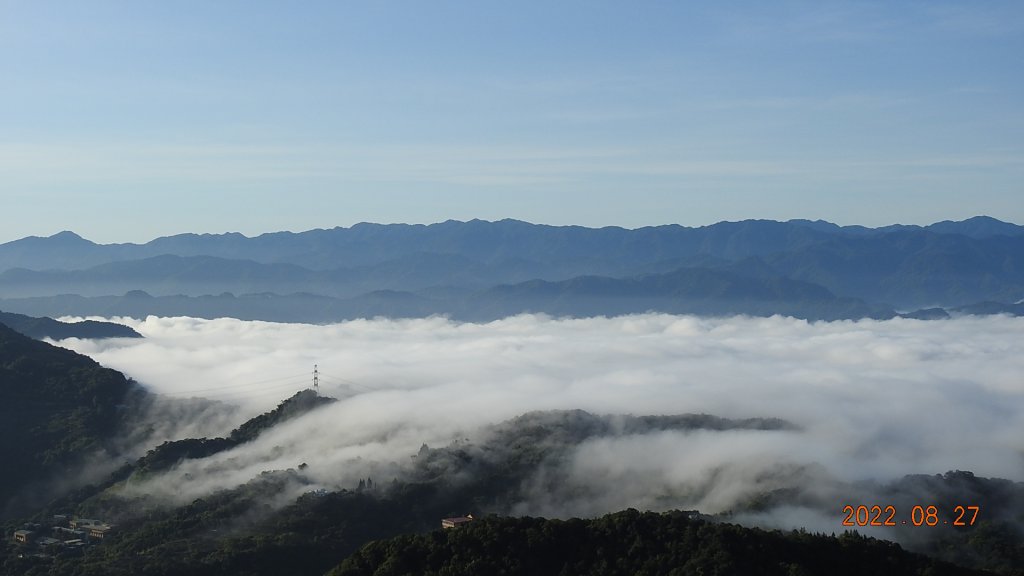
1, 216, 1022, 322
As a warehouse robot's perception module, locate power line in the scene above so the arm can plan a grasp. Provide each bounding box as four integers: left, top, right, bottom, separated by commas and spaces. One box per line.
157, 379, 306, 400
154, 373, 309, 395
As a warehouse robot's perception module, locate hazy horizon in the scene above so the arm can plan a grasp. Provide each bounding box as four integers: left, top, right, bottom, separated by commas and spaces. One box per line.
5, 213, 1023, 246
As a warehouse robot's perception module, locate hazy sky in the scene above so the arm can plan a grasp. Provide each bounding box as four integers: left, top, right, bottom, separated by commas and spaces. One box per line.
2, 1, 1022, 243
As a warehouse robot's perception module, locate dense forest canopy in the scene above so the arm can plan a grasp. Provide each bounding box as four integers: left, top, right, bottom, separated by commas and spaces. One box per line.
0, 322, 138, 518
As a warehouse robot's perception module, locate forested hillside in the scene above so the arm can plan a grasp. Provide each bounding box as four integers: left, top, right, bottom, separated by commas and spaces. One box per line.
0, 323, 138, 518
0, 311, 141, 340
4, 404, 1022, 575
331, 510, 990, 576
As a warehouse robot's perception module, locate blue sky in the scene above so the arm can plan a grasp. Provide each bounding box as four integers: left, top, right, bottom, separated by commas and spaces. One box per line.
1, 1, 1022, 243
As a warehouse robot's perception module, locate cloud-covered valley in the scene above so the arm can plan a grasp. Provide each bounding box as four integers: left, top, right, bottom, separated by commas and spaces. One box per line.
57, 313, 1024, 534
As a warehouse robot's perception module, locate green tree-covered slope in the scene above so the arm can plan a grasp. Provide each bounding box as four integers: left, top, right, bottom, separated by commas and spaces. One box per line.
330, 509, 989, 576
0, 322, 137, 518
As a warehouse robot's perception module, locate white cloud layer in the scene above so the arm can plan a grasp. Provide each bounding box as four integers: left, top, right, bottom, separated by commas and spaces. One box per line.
56, 314, 1024, 520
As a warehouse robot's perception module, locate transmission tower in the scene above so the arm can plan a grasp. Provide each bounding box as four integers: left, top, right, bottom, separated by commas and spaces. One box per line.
313, 364, 320, 395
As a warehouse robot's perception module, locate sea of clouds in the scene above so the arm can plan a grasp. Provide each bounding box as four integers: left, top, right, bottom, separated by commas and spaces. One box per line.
56, 313, 1024, 532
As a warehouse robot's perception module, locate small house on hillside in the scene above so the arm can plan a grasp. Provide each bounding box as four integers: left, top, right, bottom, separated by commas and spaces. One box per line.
88, 524, 115, 540
441, 514, 474, 529
69, 519, 101, 530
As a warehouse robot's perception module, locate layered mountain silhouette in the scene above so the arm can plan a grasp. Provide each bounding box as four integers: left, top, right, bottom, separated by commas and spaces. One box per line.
1, 217, 1021, 322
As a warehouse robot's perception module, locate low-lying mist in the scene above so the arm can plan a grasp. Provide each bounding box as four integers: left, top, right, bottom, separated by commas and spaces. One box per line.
57, 313, 1024, 534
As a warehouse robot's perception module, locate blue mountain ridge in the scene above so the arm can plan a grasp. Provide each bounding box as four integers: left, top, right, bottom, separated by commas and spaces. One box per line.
0, 217, 1021, 319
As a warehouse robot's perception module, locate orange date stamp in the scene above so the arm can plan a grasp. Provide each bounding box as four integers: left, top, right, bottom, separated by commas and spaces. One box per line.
842, 505, 979, 527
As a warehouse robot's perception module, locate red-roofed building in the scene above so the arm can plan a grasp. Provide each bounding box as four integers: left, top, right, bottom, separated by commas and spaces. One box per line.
441, 514, 474, 529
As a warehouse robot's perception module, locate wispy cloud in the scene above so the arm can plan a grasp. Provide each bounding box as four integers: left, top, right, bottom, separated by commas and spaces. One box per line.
10, 139, 1017, 194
